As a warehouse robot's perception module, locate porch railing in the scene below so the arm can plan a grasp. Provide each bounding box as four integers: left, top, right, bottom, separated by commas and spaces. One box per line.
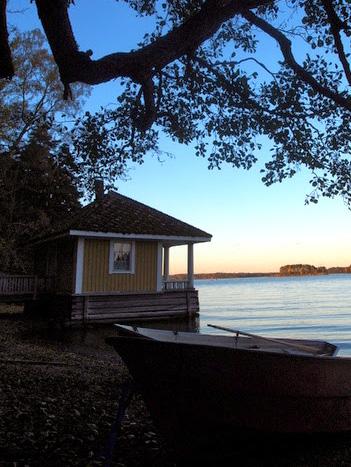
0, 275, 55, 297
163, 280, 191, 291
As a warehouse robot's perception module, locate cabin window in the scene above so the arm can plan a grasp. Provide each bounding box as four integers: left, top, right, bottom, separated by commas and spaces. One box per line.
109, 240, 135, 274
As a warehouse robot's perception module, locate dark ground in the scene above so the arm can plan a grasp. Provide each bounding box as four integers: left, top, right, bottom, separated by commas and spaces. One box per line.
0, 306, 173, 466
2, 306, 351, 466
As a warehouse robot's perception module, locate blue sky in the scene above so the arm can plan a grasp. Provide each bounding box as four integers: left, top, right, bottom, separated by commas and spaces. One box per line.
8, 0, 351, 273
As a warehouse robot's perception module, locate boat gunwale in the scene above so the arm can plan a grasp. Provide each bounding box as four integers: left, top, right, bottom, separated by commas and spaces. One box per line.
115, 324, 338, 361
108, 331, 344, 362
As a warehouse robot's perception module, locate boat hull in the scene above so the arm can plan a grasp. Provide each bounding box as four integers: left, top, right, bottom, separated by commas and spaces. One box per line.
108, 335, 351, 439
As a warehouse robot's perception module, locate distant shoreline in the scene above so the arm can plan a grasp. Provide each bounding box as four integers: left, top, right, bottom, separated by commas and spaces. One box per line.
170, 265, 351, 281
170, 272, 278, 280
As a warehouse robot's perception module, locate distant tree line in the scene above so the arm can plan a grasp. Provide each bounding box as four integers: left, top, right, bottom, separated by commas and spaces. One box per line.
171, 265, 351, 280
280, 264, 351, 276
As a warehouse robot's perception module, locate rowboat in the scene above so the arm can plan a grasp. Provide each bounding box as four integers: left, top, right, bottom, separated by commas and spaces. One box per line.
107, 325, 351, 444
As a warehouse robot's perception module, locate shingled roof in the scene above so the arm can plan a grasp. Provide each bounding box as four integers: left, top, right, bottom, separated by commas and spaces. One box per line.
37, 191, 212, 242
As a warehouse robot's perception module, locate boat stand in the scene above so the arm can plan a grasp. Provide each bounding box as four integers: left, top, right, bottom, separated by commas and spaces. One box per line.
100, 381, 136, 467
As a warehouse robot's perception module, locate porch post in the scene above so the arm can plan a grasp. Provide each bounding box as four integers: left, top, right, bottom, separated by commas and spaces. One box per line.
156, 241, 163, 292
75, 237, 85, 294
163, 246, 170, 281
187, 243, 194, 288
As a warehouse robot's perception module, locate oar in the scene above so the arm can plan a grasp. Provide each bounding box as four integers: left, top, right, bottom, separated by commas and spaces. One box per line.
207, 324, 320, 355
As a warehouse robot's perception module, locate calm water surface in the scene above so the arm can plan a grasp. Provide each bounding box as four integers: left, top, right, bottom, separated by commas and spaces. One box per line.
196, 274, 351, 356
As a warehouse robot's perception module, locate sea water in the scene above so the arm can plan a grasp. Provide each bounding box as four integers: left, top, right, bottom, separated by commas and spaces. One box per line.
196, 274, 351, 356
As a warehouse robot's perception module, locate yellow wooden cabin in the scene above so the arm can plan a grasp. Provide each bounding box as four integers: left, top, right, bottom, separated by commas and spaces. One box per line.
30, 189, 212, 324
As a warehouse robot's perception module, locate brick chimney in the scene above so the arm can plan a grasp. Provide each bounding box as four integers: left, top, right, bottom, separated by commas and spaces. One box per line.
94, 179, 104, 202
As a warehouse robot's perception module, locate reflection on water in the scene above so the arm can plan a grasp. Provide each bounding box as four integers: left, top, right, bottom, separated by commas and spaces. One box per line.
196, 274, 351, 356
119, 275, 351, 356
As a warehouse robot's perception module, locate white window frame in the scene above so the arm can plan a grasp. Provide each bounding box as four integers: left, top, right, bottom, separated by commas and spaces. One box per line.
109, 239, 136, 274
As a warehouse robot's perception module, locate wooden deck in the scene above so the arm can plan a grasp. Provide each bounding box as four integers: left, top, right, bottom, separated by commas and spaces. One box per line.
0, 275, 54, 302
0, 275, 199, 324
70, 290, 199, 324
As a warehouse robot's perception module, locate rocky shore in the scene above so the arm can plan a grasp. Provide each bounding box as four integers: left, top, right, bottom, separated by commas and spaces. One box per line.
2, 307, 351, 466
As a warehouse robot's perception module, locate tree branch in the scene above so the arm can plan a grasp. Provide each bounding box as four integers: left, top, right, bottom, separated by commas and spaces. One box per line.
135, 78, 157, 131
242, 10, 351, 112
0, 0, 14, 79
197, 57, 324, 138
321, 0, 351, 86
34, 0, 273, 86
216, 57, 278, 82
197, 56, 276, 116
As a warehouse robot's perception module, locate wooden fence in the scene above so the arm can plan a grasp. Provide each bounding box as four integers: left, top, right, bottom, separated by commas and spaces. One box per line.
0, 275, 54, 298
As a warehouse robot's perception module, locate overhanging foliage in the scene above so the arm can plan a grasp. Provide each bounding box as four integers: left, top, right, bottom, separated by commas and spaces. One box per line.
2, 1, 351, 204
